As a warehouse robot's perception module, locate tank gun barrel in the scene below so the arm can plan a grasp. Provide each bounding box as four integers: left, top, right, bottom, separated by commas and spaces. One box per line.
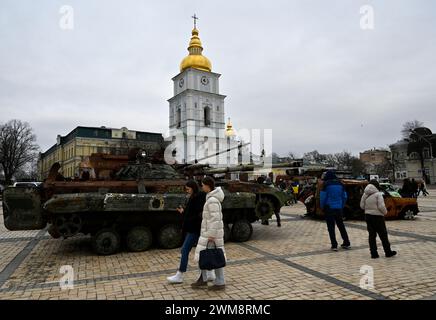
268, 161, 303, 168
189, 142, 251, 164
202, 161, 303, 175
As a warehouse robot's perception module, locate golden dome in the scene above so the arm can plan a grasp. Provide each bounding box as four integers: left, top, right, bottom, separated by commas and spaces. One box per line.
180, 28, 212, 72
225, 118, 236, 137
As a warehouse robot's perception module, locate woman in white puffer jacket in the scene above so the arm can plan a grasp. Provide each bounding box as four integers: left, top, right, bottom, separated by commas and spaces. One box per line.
360, 180, 397, 259
191, 176, 226, 291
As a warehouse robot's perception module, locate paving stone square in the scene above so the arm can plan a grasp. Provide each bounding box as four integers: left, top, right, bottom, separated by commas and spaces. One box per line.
1, 190, 436, 300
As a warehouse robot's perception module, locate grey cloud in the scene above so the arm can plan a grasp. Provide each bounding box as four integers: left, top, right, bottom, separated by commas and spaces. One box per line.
1, 0, 435, 156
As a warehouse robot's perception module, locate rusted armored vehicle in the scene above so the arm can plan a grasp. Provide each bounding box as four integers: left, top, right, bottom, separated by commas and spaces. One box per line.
2, 149, 300, 255
298, 177, 419, 220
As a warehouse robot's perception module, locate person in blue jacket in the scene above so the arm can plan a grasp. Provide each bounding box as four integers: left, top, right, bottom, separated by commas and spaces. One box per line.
320, 170, 351, 251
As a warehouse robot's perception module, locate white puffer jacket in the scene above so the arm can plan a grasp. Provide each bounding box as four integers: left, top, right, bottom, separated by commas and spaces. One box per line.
194, 187, 226, 262
360, 184, 387, 216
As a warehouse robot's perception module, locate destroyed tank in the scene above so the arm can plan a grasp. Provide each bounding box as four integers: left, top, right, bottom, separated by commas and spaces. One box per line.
2, 148, 300, 255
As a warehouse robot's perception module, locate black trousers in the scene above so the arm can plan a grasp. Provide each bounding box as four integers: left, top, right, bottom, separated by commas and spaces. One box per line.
365, 214, 392, 255
325, 209, 350, 248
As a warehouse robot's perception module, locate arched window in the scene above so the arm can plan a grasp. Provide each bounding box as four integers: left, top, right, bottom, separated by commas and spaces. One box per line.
177, 108, 181, 128
204, 106, 211, 126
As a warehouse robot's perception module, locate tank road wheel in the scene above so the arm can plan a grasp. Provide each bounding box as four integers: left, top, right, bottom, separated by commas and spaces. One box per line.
255, 198, 275, 221
224, 224, 231, 243
231, 220, 253, 242
126, 226, 153, 252
158, 224, 183, 249
55, 214, 82, 238
92, 228, 121, 255
47, 224, 61, 239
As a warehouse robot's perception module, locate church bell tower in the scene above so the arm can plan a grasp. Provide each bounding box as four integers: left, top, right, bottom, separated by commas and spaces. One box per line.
168, 15, 226, 164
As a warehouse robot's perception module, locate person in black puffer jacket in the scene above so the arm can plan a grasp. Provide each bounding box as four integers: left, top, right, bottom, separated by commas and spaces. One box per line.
167, 180, 206, 284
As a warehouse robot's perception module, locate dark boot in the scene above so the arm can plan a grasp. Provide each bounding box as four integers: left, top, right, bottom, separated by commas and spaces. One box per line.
191, 274, 207, 289
385, 251, 397, 258
371, 252, 379, 259
208, 284, 226, 291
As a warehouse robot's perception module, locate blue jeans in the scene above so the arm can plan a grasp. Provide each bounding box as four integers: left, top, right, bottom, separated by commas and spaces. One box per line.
201, 268, 225, 286
178, 233, 199, 273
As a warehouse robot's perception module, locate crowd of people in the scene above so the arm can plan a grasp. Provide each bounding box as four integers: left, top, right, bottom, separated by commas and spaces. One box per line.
166, 171, 430, 290
399, 178, 429, 198
276, 179, 304, 205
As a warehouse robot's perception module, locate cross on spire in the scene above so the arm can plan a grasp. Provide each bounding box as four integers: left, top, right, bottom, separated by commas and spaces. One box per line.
192, 14, 199, 28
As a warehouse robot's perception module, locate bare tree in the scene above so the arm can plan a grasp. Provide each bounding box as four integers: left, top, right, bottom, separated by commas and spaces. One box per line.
373, 161, 393, 179
401, 120, 424, 139
0, 120, 40, 184
14, 158, 39, 181
287, 152, 298, 160
303, 150, 327, 164
334, 151, 355, 170
350, 158, 366, 177
324, 154, 337, 167
407, 127, 433, 183
271, 152, 280, 164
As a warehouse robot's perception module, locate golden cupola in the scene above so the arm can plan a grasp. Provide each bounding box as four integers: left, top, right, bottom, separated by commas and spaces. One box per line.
225, 118, 236, 137
180, 28, 212, 73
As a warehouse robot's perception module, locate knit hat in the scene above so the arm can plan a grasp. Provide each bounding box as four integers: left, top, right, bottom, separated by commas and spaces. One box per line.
323, 170, 337, 181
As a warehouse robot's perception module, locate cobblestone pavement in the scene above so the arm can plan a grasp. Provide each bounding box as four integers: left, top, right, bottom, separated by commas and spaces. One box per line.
1, 190, 436, 300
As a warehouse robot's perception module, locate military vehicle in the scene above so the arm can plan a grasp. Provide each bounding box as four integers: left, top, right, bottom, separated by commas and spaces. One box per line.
2, 148, 300, 255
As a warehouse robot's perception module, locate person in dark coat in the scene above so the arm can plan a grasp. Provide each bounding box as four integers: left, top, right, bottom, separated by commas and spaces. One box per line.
167, 180, 206, 284
411, 179, 419, 198
320, 170, 351, 251
400, 178, 414, 198
419, 181, 429, 197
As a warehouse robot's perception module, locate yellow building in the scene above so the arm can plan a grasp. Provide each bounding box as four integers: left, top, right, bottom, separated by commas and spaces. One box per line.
38, 126, 164, 180
359, 149, 391, 166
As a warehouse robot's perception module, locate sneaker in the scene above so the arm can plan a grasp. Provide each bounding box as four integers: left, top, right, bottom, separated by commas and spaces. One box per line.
167, 271, 184, 284
208, 284, 226, 291
331, 247, 338, 252
191, 276, 208, 289
385, 251, 397, 258
341, 244, 351, 250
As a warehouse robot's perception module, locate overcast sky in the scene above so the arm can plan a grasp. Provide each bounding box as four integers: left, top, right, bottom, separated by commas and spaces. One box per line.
1, 0, 435, 158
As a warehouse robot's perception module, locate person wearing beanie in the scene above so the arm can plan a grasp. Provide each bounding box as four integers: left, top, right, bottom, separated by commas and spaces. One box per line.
360, 180, 397, 259
320, 170, 351, 251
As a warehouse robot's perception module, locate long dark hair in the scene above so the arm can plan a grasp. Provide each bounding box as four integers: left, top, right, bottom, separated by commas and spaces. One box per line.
185, 180, 199, 195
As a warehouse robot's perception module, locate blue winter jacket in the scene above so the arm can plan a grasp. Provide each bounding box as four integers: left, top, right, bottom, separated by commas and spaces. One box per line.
320, 180, 348, 210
